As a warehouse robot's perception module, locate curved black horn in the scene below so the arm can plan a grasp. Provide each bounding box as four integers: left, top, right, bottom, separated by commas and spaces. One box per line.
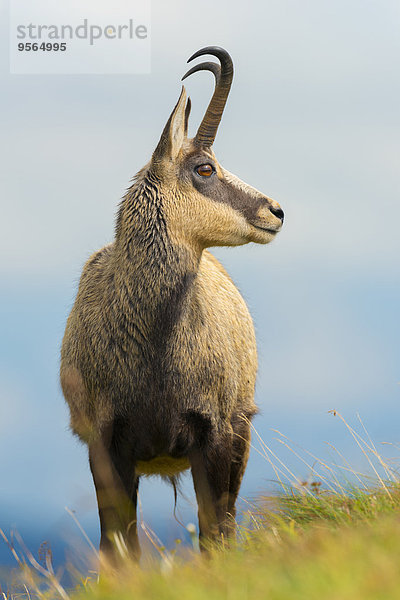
181, 46, 233, 148
182, 61, 221, 85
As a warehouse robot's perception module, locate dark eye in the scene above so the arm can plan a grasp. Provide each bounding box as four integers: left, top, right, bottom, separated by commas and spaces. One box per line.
196, 164, 214, 178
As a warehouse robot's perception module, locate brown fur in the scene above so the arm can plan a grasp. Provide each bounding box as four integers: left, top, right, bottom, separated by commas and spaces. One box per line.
60, 81, 283, 560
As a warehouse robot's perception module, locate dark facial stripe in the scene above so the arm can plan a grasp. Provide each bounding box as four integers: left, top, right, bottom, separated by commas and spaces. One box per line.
192, 170, 267, 221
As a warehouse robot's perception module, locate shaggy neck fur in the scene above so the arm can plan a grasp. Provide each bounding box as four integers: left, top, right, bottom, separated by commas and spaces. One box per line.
111, 170, 200, 354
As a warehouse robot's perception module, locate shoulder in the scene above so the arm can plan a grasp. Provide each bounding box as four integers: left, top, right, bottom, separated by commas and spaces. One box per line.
81, 243, 114, 277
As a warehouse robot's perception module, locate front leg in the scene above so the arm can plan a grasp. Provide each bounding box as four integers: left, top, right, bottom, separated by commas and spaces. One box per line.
189, 427, 233, 549
89, 427, 140, 564
226, 415, 251, 538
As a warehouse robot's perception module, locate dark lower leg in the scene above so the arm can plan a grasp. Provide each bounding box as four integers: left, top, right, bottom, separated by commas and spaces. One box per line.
226, 418, 251, 539
190, 431, 233, 549
89, 433, 139, 563
109, 444, 140, 560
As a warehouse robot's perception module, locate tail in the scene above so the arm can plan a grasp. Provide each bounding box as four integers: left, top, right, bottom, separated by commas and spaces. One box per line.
167, 475, 186, 528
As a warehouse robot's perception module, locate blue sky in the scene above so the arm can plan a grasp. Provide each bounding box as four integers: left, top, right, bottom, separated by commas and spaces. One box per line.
1, 0, 399, 573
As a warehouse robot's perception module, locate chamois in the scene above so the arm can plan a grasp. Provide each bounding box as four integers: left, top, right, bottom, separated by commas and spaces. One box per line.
60, 46, 284, 561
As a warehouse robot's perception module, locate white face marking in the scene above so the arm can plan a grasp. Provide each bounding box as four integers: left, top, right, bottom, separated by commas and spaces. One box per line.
221, 167, 265, 200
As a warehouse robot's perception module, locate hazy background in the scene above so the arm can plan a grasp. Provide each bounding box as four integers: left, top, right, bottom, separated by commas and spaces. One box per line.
1, 0, 399, 572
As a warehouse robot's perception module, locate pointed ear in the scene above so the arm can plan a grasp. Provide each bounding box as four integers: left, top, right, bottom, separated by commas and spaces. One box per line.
184, 97, 191, 137
153, 87, 187, 162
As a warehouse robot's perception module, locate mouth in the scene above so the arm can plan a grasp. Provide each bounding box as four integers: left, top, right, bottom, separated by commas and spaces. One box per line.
250, 223, 279, 235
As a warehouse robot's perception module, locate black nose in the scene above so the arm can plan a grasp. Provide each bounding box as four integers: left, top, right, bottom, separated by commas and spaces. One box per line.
270, 206, 284, 222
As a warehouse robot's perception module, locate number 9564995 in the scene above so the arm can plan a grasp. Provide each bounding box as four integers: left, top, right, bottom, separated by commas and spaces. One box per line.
18, 42, 67, 51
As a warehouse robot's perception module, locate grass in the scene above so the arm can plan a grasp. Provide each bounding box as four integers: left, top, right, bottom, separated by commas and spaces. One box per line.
97, 513, 400, 600
3, 411, 400, 600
